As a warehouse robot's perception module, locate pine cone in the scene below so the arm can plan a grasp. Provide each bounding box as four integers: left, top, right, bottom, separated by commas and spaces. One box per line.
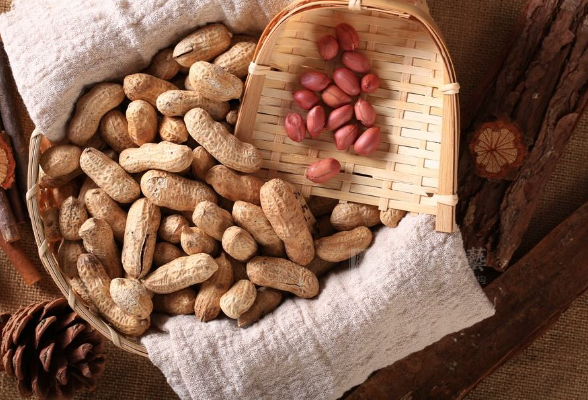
0, 298, 106, 399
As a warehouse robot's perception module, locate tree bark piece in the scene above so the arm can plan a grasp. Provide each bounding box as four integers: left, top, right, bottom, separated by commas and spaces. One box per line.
0, 235, 42, 286
457, 0, 588, 270
346, 200, 588, 399
0, 188, 20, 242
0, 41, 28, 206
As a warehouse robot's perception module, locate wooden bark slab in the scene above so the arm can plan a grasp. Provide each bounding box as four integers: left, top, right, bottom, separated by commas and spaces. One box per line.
457, 0, 588, 270
345, 200, 588, 399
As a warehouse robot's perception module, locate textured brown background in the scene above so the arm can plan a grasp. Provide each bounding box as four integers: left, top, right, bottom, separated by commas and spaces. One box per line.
0, 0, 587, 399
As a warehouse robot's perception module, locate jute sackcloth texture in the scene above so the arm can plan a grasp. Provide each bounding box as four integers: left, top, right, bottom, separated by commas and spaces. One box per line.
0, 0, 586, 399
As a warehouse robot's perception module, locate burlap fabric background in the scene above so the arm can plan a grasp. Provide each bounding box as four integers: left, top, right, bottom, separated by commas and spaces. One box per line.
0, 0, 586, 399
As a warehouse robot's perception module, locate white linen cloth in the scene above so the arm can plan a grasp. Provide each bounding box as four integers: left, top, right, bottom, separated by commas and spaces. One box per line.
142, 215, 494, 400
0, 1, 494, 398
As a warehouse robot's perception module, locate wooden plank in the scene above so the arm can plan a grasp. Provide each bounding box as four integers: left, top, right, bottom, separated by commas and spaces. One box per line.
345, 201, 588, 399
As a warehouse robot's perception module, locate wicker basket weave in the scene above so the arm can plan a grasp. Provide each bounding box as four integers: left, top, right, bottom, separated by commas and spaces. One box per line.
27, 0, 459, 355
236, 0, 460, 233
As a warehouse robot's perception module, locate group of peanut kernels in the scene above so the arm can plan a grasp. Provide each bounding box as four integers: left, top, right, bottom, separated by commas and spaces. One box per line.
288, 23, 382, 184
38, 23, 407, 337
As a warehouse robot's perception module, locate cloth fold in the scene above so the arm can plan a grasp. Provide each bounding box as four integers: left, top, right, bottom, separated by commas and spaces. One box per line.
0, 0, 292, 141
142, 215, 495, 400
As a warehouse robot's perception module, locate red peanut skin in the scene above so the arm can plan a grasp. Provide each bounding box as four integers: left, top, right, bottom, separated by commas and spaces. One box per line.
293, 89, 319, 110
342, 52, 371, 73
306, 158, 341, 183
322, 85, 352, 108
355, 98, 376, 127
335, 23, 360, 51
327, 105, 354, 131
334, 124, 359, 150
300, 71, 331, 92
306, 106, 325, 138
285, 113, 306, 142
317, 35, 339, 60
333, 67, 360, 96
354, 127, 381, 156
361, 73, 380, 93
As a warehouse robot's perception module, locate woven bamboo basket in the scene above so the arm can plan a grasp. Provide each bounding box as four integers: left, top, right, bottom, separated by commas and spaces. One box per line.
26, 0, 459, 356
236, 0, 460, 233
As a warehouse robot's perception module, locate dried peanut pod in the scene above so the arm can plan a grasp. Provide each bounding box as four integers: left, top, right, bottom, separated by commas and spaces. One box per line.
232, 201, 284, 257
79, 218, 122, 279
213, 41, 256, 78
77, 253, 150, 336
119, 142, 192, 173
205, 165, 263, 205
79, 148, 141, 203
194, 252, 234, 321
308, 196, 339, 218
126, 100, 158, 146
192, 200, 234, 241
156, 90, 230, 119
247, 256, 319, 298
159, 116, 189, 143
122, 198, 161, 279
380, 208, 407, 228
58, 240, 84, 279
158, 214, 190, 244
153, 288, 197, 315
191, 146, 217, 181
173, 23, 232, 67
237, 287, 282, 328
315, 226, 373, 263
181, 226, 218, 255
110, 278, 153, 319
184, 75, 194, 90
225, 109, 238, 126
145, 49, 181, 80
305, 256, 337, 278
188, 61, 243, 101
222, 226, 258, 262
40, 206, 62, 242
290, 184, 317, 235
67, 83, 125, 146
185, 108, 262, 173
330, 202, 381, 231
84, 189, 128, 241
260, 179, 314, 265
39, 168, 82, 188
59, 196, 88, 241
68, 277, 97, 313
78, 177, 98, 205
153, 242, 186, 267
99, 110, 136, 153
143, 253, 219, 294
123, 73, 178, 106
40, 145, 82, 178
219, 279, 256, 319
141, 170, 218, 211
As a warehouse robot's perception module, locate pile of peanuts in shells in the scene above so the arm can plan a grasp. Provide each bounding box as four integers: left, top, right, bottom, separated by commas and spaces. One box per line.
38, 22, 408, 337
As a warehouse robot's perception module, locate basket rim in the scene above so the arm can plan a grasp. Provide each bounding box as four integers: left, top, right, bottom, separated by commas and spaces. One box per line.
26, 130, 149, 357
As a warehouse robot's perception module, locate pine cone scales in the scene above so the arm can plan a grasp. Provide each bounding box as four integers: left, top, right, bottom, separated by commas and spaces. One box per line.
0, 298, 106, 399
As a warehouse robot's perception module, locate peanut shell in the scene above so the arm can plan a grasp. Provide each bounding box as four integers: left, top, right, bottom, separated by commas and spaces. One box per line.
141, 170, 217, 211
314, 226, 373, 263
247, 256, 319, 298
219, 279, 256, 319
122, 198, 161, 279
143, 253, 219, 294
194, 252, 234, 321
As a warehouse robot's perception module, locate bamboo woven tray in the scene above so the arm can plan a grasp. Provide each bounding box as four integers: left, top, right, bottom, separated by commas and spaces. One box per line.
235, 0, 460, 232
